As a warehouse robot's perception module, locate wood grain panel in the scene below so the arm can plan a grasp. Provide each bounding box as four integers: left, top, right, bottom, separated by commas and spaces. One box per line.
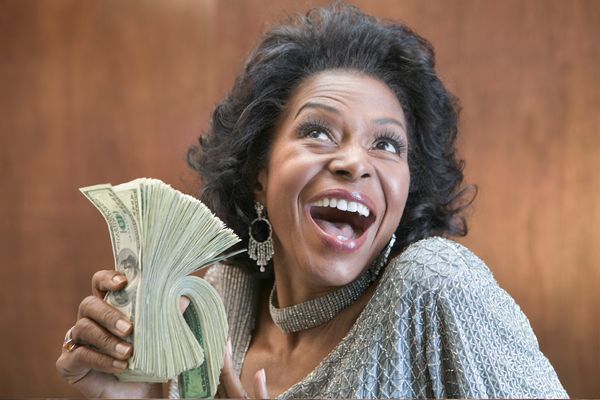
0, 0, 597, 396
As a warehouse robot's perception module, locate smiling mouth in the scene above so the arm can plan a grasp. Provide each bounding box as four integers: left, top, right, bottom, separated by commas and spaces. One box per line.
309, 198, 376, 241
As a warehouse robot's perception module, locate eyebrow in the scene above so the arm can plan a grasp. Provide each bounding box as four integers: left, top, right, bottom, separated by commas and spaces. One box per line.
295, 102, 340, 118
373, 117, 405, 130
295, 102, 405, 130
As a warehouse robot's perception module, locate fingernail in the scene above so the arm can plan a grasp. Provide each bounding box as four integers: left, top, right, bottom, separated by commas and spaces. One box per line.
113, 360, 127, 369
116, 319, 131, 333
258, 368, 266, 382
115, 343, 131, 355
112, 275, 126, 284
227, 339, 232, 356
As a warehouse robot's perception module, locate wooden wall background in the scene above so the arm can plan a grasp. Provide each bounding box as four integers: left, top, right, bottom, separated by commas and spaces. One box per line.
1, 0, 598, 397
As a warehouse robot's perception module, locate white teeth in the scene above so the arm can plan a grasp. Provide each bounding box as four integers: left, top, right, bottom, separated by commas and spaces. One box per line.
358, 204, 370, 217
337, 235, 349, 241
347, 201, 358, 212
311, 197, 371, 218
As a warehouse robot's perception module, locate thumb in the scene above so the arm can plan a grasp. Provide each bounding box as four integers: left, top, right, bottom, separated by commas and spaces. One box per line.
179, 296, 190, 314
219, 340, 249, 398
254, 368, 269, 399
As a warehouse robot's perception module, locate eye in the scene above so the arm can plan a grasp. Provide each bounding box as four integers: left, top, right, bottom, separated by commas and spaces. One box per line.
372, 133, 406, 155
298, 120, 335, 143
305, 129, 330, 141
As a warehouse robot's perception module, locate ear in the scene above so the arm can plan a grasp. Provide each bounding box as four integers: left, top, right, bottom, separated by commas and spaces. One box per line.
254, 168, 268, 204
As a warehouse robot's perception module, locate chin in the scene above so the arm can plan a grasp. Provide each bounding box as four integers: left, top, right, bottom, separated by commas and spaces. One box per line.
309, 256, 372, 288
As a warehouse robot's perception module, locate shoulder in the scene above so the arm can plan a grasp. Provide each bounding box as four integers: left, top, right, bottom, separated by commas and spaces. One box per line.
202, 263, 259, 374
374, 236, 504, 317
384, 236, 495, 291
373, 238, 568, 398
202, 263, 255, 302
202, 263, 229, 298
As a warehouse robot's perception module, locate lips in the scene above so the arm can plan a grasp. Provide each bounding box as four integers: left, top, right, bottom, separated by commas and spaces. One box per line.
307, 191, 376, 249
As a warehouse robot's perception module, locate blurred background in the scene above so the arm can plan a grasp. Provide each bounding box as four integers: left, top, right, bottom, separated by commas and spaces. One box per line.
1, 0, 598, 397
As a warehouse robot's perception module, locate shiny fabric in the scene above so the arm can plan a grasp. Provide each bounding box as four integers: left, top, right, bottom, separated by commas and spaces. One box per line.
198, 236, 567, 398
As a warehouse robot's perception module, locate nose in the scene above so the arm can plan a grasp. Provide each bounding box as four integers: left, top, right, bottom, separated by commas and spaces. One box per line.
328, 144, 372, 181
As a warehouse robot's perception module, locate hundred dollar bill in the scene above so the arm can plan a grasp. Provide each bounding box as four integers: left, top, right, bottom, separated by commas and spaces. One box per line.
80, 185, 141, 323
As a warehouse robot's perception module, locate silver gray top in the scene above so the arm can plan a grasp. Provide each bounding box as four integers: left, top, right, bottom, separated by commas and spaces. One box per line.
205, 236, 567, 398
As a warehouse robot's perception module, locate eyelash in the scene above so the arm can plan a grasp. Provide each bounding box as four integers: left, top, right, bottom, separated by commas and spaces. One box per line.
297, 119, 334, 141
372, 131, 407, 155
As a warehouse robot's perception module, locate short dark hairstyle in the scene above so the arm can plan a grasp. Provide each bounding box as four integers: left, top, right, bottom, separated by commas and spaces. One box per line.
188, 3, 474, 273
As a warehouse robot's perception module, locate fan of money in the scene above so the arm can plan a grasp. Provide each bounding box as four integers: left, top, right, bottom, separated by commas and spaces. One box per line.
80, 178, 243, 397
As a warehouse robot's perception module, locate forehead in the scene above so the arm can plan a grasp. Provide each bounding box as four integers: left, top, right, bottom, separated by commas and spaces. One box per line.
284, 70, 405, 121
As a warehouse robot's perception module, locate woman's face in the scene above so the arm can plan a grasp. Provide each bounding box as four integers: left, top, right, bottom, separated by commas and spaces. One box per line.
257, 70, 410, 293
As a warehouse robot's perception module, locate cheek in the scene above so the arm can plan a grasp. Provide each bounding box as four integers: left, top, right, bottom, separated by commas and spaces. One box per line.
382, 164, 410, 222
266, 141, 326, 193
267, 149, 310, 196
263, 146, 320, 227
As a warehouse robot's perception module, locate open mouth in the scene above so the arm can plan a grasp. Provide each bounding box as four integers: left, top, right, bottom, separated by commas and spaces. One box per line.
309, 197, 376, 242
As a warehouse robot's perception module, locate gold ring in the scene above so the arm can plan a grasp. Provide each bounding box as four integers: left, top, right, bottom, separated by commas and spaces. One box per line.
62, 327, 79, 352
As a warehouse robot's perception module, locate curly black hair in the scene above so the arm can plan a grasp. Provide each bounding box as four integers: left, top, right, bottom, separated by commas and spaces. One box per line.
188, 3, 474, 273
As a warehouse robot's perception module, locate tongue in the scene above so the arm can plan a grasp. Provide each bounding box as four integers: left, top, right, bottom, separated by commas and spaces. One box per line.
314, 218, 356, 240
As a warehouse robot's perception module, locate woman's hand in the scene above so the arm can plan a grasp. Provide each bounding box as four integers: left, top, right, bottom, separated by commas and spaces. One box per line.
55, 270, 162, 398
218, 341, 269, 399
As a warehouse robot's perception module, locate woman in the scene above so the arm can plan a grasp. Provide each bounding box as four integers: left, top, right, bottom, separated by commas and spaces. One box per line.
56, 4, 567, 398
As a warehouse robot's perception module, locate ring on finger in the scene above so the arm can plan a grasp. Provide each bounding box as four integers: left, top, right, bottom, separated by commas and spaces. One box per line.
62, 326, 80, 352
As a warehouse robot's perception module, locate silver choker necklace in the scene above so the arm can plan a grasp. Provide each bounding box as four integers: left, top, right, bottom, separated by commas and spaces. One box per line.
269, 234, 396, 333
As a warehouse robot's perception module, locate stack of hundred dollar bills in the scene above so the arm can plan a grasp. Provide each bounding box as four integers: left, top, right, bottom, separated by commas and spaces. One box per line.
80, 178, 242, 396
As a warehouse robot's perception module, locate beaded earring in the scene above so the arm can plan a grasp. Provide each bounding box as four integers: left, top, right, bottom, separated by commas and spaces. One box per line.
248, 202, 273, 272
369, 234, 396, 281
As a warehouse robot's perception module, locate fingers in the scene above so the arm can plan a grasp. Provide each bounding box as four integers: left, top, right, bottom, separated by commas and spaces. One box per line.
59, 296, 133, 385
253, 368, 269, 399
57, 344, 128, 383
92, 270, 127, 298
78, 295, 133, 338
218, 340, 269, 399
56, 269, 135, 393
71, 318, 132, 360
219, 340, 248, 398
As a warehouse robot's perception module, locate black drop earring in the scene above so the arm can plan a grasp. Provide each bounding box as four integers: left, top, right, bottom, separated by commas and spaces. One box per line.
248, 202, 273, 272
